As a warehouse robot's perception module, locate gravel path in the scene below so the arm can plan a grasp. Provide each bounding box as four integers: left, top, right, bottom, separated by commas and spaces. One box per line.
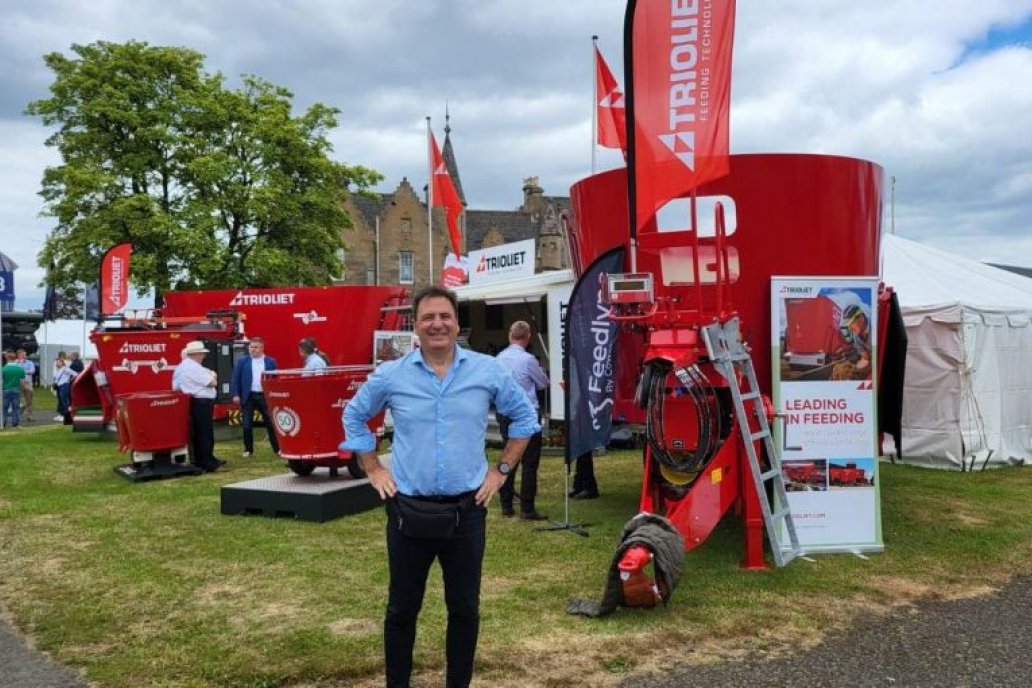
623, 575, 1032, 688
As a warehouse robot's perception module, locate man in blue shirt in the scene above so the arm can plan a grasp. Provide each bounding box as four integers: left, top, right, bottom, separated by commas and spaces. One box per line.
230, 337, 280, 458
495, 320, 550, 520
342, 285, 539, 688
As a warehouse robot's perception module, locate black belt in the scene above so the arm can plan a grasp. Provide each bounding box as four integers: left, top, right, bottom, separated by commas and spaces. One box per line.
403, 490, 476, 504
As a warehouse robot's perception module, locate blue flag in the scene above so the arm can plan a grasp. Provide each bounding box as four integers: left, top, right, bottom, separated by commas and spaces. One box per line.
564, 246, 624, 463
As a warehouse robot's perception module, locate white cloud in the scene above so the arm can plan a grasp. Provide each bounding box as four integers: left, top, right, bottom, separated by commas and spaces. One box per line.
3, 0, 1032, 310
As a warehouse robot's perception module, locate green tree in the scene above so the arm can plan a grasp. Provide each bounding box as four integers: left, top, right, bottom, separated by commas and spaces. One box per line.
27, 40, 380, 302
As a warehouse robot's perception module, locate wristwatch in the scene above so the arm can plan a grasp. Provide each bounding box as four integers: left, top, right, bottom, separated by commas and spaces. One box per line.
496, 462, 512, 476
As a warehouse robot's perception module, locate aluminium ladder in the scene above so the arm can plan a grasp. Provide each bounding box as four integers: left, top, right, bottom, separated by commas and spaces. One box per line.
700, 317, 803, 567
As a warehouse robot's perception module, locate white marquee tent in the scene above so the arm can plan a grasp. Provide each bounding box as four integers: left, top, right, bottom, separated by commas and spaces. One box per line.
881, 234, 1032, 469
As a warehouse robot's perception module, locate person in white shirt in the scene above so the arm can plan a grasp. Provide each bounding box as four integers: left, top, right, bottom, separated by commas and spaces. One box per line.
230, 337, 280, 458
178, 340, 223, 473
52, 351, 76, 422
495, 320, 550, 520
15, 349, 35, 421
299, 337, 328, 370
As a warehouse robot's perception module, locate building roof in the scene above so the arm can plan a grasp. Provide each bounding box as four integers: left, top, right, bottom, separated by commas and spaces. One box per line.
442, 113, 467, 206
465, 209, 539, 248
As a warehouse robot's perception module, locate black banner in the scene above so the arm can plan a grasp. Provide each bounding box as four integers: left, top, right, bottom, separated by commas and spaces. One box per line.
564, 246, 625, 462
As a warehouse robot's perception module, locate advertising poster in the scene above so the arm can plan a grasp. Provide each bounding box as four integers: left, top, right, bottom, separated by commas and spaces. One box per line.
373, 331, 417, 366
771, 277, 883, 553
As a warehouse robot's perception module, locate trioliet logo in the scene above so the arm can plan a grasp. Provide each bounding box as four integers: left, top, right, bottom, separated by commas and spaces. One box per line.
228, 291, 296, 307
119, 341, 166, 354
660, 1, 703, 172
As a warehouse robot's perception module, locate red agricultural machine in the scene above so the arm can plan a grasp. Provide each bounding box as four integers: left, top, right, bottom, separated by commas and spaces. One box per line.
71, 285, 409, 479
566, 153, 888, 576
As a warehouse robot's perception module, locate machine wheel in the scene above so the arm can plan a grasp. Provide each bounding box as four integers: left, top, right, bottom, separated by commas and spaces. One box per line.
346, 456, 366, 479
288, 459, 317, 476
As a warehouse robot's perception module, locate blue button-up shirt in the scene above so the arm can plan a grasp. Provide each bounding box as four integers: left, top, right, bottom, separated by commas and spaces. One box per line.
496, 343, 549, 411
341, 345, 540, 496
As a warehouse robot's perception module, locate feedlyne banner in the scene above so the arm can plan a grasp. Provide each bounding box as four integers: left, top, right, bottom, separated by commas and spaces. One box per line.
565, 246, 624, 462
771, 277, 883, 554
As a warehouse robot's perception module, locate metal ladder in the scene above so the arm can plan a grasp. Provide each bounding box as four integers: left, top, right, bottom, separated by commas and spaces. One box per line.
700, 317, 803, 567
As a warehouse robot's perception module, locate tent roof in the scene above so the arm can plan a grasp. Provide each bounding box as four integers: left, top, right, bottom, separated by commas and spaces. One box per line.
881, 234, 1032, 311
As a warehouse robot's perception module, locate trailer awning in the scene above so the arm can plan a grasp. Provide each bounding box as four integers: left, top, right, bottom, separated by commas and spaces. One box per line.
451, 269, 574, 303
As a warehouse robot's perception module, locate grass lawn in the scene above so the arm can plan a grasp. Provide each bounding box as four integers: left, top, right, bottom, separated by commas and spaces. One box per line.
1, 425, 1031, 687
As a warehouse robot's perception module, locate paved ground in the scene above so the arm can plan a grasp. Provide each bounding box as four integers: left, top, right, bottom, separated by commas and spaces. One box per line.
624, 575, 1032, 688
0, 618, 88, 688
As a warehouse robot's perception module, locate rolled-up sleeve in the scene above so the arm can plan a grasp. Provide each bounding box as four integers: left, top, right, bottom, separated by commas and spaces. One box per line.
340, 367, 390, 453
493, 364, 541, 438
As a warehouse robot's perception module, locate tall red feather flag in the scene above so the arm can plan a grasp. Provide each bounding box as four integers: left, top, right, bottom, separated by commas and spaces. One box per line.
429, 132, 463, 258
595, 45, 627, 152
626, 0, 736, 234
100, 242, 132, 316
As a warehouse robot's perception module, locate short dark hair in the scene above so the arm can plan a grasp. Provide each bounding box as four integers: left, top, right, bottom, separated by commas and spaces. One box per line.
411, 285, 458, 320
298, 337, 317, 356
248, 337, 264, 346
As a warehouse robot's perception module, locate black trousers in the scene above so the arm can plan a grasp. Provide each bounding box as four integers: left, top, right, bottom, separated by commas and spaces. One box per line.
497, 415, 543, 512
572, 450, 598, 495
384, 495, 486, 688
242, 392, 279, 454
189, 398, 217, 470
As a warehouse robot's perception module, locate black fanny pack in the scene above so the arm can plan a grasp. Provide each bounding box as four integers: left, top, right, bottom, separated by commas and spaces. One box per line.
390, 494, 468, 539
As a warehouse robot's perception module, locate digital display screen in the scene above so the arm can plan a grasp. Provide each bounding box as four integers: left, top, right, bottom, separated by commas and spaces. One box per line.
613, 280, 647, 291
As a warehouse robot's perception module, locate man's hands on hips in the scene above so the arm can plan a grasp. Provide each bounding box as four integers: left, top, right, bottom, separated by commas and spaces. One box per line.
475, 467, 507, 506
352, 451, 394, 500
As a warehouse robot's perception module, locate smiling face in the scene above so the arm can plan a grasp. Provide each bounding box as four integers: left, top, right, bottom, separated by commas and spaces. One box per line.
414, 295, 459, 357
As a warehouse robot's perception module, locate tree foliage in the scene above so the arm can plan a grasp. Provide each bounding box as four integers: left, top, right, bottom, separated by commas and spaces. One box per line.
27, 40, 381, 301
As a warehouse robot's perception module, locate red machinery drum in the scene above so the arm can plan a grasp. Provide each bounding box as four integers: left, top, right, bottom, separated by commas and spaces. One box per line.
262, 365, 385, 478
115, 391, 191, 457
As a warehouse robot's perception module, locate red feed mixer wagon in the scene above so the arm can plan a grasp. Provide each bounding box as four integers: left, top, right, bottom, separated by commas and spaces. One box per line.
70, 285, 409, 479
566, 153, 891, 574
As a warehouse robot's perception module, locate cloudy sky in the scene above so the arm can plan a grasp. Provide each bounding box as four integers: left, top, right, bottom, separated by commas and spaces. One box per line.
3, 0, 1032, 309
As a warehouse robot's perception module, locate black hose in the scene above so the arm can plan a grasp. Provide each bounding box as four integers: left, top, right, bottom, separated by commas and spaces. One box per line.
643, 361, 725, 475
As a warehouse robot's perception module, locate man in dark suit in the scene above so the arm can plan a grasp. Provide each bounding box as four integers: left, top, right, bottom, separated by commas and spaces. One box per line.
230, 337, 279, 458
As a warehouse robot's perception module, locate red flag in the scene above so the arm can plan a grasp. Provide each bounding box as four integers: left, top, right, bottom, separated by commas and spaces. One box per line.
627, 0, 736, 233
429, 132, 463, 258
595, 46, 627, 152
100, 242, 132, 316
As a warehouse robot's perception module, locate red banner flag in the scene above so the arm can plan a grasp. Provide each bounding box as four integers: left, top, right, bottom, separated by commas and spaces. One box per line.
430, 132, 463, 258
100, 242, 132, 316
626, 0, 736, 233
595, 46, 627, 152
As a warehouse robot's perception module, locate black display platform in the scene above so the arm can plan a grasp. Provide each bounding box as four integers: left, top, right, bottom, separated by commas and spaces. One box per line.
115, 454, 203, 482
220, 467, 381, 522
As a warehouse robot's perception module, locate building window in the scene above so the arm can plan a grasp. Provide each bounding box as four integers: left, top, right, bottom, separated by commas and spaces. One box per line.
366, 268, 375, 285
401, 217, 412, 233
399, 251, 414, 284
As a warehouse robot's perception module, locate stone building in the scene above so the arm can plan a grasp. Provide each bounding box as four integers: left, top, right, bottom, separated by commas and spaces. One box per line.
336, 120, 570, 289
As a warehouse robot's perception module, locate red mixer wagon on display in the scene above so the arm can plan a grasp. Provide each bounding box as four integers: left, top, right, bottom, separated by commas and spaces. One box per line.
71, 285, 409, 481
566, 153, 891, 573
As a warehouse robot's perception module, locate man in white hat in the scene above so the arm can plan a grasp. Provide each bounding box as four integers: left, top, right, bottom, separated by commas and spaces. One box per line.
177, 340, 223, 472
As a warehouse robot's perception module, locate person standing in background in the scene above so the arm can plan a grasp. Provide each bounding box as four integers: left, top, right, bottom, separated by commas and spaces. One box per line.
68, 351, 85, 375
495, 320, 550, 520
15, 349, 35, 421
230, 337, 280, 458
2, 350, 26, 429
178, 340, 223, 473
299, 337, 328, 370
53, 351, 76, 422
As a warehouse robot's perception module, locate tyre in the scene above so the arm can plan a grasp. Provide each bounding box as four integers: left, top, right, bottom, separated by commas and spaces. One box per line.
346, 456, 366, 479
287, 459, 316, 476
